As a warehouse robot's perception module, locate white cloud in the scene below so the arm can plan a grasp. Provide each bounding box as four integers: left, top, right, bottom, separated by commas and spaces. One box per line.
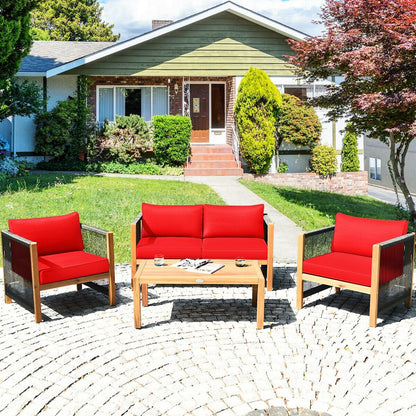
101, 0, 325, 41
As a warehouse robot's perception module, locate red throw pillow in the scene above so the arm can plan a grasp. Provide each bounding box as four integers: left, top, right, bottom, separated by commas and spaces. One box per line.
331, 213, 408, 257
9, 212, 84, 256
203, 204, 264, 238
141, 203, 203, 238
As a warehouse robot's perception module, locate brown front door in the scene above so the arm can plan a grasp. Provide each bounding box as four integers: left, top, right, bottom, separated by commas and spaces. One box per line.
190, 84, 209, 143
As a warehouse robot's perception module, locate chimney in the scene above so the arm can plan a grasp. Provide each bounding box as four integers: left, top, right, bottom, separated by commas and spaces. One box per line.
152, 20, 173, 30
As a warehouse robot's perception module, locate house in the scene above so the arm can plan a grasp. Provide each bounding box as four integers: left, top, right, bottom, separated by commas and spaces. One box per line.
365, 138, 416, 194
3, 1, 361, 175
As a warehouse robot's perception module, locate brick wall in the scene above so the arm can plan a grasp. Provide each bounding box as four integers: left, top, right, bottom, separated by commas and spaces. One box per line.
243, 171, 368, 195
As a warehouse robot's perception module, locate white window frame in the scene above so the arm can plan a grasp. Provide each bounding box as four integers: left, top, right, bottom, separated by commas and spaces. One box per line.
369, 157, 382, 181
96, 85, 169, 124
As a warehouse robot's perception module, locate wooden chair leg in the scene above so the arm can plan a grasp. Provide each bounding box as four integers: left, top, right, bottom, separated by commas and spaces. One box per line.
109, 269, 116, 307
76, 284, 82, 291
335, 287, 341, 293
33, 287, 42, 323
296, 277, 304, 310
266, 263, 273, 291
369, 291, 379, 328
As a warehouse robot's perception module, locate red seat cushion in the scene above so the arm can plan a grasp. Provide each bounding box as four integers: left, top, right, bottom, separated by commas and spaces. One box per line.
141, 203, 203, 238
38, 251, 109, 285
136, 237, 202, 259
202, 237, 268, 260
331, 213, 408, 257
203, 204, 264, 238
303, 252, 372, 286
9, 212, 84, 256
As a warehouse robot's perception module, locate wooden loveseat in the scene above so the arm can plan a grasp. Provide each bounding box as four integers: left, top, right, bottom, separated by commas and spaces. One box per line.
297, 213, 415, 327
131, 203, 274, 290
1, 212, 116, 322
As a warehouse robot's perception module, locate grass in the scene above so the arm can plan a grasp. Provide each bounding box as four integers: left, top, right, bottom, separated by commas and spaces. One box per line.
240, 179, 409, 231
1, 173, 224, 264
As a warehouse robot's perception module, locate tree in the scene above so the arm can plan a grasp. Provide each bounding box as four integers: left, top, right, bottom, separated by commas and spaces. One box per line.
234, 67, 282, 174
341, 124, 360, 172
277, 93, 321, 167
0, 0, 42, 121
31, 0, 120, 41
288, 0, 416, 221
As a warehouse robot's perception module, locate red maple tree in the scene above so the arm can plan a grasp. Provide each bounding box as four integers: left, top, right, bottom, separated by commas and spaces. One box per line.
288, 0, 416, 221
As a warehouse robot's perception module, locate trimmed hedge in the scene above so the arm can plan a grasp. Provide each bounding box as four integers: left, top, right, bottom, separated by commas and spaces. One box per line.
310, 145, 337, 177
153, 115, 192, 166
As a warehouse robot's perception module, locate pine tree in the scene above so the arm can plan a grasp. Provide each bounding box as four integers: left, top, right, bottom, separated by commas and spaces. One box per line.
31, 0, 120, 41
341, 125, 360, 172
234, 67, 282, 174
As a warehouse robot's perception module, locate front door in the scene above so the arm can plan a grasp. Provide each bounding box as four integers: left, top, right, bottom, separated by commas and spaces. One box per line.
190, 84, 209, 143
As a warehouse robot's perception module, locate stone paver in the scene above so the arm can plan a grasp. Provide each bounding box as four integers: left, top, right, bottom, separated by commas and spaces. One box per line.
1, 263, 415, 416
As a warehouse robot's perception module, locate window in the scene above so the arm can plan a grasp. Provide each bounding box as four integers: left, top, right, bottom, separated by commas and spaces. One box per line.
97, 86, 168, 124
369, 157, 382, 181
211, 84, 225, 129
284, 87, 308, 100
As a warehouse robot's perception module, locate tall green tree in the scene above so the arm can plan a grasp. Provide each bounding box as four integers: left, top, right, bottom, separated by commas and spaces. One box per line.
31, 0, 120, 41
235, 67, 282, 174
277, 93, 321, 167
0, 0, 42, 121
288, 0, 416, 221
341, 124, 360, 172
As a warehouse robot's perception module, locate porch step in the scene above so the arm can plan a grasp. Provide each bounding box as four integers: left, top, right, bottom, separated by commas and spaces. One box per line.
184, 145, 243, 176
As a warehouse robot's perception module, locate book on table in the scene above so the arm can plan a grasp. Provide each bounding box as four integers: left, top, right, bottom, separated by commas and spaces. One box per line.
170, 259, 224, 274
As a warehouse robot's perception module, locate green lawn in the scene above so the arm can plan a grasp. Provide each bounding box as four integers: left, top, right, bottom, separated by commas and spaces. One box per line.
240, 179, 409, 231
1, 174, 224, 264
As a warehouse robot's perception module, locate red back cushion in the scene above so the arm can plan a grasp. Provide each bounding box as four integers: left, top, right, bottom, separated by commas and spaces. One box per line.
331, 213, 408, 257
203, 204, 264, 238
9, 212, 84, 256
141, 203, 203, 238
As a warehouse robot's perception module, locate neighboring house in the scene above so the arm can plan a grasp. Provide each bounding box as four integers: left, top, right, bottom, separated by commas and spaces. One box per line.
365, 138, 416, 194
5, 1, 362, 174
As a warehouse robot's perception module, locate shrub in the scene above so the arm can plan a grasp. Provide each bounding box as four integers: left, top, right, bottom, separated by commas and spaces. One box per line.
277, 161, 288, 173
310, 144, 337, 177
95, 114, 151, 163
341, 124, 360, 172
277, 93, 321, 149
234, 67, 282, 174
36, 159, 183, 176
35, 77, 95, 160
153, 115, 192, 166
0, 156, 19, 177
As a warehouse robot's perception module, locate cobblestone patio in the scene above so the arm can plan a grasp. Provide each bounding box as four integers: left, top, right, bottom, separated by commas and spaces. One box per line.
1, 263, 415, 415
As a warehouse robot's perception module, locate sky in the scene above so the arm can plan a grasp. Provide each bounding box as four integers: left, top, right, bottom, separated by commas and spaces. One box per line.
100, 0, 326, 41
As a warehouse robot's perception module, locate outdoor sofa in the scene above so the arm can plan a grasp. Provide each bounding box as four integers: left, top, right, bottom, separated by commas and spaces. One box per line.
1, 212, 116, 322
131, 203, 274, 291
297, 213, 415, 327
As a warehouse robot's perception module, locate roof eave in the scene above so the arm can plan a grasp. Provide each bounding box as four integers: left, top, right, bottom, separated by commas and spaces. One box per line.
16, 71, 46, 77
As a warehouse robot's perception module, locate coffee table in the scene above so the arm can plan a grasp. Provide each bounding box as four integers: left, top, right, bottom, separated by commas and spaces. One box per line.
133, 260, 265, 329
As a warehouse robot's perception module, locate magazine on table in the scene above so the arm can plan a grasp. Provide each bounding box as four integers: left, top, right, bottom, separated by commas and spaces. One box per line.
171, 258, 224, 274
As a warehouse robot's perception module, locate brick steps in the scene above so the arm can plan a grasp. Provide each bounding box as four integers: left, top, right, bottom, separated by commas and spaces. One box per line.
184, 145, 243, 176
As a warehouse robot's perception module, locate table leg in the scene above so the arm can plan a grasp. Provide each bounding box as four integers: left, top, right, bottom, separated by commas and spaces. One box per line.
256, 278, 265, 329
133, 278, 142, 329
252, 284, 258, 307
142, 283, 148, 307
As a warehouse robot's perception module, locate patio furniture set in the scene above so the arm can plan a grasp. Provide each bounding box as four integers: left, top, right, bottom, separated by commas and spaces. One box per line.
1, 205, 415, 328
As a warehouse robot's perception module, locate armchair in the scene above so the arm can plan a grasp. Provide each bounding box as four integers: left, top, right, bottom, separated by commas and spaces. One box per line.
297, 213, 415, 327
1, 212, 116, 323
